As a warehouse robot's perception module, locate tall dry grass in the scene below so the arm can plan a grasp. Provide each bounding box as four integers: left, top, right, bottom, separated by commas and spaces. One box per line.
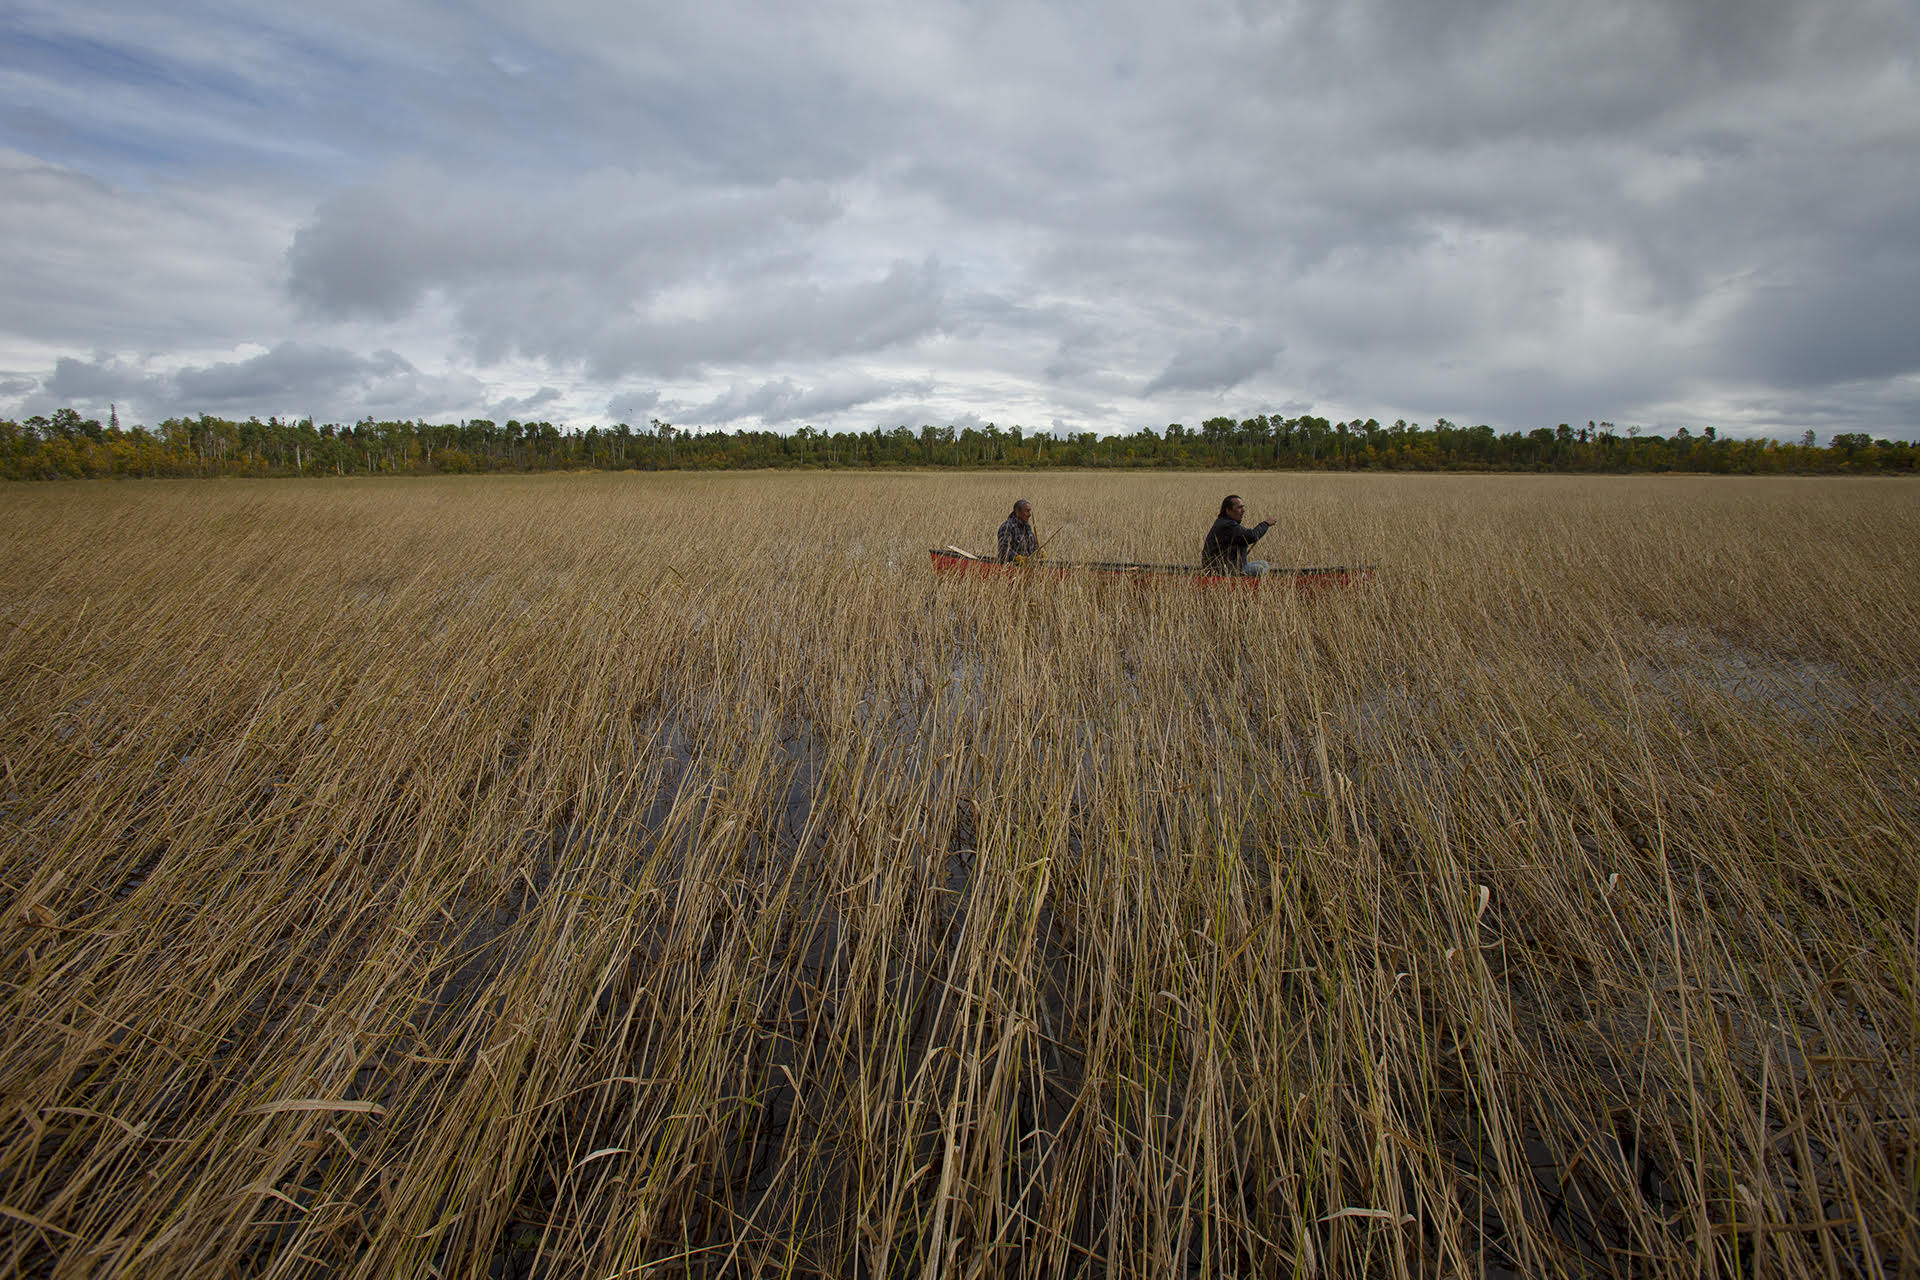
1, 471, 1915, 1278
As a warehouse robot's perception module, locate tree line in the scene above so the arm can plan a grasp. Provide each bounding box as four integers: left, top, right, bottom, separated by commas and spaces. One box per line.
4, 407, 1915, 479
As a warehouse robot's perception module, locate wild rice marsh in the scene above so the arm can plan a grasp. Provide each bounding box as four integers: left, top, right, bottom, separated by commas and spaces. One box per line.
2, 471, 1916, 1278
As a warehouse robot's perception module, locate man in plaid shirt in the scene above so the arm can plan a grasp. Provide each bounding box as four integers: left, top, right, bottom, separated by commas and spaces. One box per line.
997, 499, 1039, 563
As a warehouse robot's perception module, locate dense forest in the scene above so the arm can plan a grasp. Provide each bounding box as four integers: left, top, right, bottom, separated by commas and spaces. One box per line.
4, 407, 1915, 478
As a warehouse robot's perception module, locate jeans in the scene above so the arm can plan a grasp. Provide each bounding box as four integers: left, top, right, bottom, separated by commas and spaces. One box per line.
1243, 560, 1270, 577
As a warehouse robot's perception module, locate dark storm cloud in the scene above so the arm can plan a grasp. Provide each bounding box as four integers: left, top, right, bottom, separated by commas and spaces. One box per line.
1728, 260, 1920, 389
1734, 380, 1920, 437
1711, 177, 1920, 391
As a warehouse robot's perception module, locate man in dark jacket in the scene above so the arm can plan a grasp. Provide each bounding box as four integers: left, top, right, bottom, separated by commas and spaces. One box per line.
1201, 495, 1275, 575
997, 499, 1039, 563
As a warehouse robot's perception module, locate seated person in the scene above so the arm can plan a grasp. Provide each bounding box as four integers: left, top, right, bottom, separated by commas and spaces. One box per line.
997, 499, 1039, 563
1201, 494, 1275, 575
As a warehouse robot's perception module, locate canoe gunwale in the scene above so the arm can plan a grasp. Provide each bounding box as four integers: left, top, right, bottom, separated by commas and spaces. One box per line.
927, 549, 1371, 587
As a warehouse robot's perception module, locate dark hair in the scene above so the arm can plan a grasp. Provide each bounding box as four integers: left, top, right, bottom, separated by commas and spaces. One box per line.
1218, 494, 1242, 518
1010, 499, 1031, 517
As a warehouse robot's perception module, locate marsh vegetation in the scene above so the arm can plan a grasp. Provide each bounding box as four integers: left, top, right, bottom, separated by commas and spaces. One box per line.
2, 472, 1915, 1277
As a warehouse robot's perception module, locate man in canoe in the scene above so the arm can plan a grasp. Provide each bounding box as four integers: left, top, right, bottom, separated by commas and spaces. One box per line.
997, 499, 1039, 563
1201, 494, 1276, 576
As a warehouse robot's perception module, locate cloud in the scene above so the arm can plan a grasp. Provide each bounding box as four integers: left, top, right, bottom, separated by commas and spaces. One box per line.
682, 373, 935, 426
563, 256, 948, 380
485, 386, 566, 420
41, 355, 162, 404
605, 390, 661, 423
285, 167, 843, 321
1144, 330, 1282, 397
4, 0, 1920, 436
1713, 193, 1920, 391
33, 343, 488, 422
286, 167, 946, 377
0, 146, 298, 351
170, 344, 400, 404
1726, 273, 1920, 391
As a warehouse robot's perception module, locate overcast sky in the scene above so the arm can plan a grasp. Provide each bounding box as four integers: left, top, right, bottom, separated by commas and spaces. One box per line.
3, 0, 1916, 438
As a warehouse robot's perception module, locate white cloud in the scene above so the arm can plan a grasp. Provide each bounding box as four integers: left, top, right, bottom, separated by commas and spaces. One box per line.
0, 147, 298, 352
285, 167, 947, 379
32, 343, 487, 423
605, 389, 661, 424
683, 373, 936, 426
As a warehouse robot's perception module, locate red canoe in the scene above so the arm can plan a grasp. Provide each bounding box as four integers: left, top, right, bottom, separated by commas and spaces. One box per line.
928, 549, 1371, 589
